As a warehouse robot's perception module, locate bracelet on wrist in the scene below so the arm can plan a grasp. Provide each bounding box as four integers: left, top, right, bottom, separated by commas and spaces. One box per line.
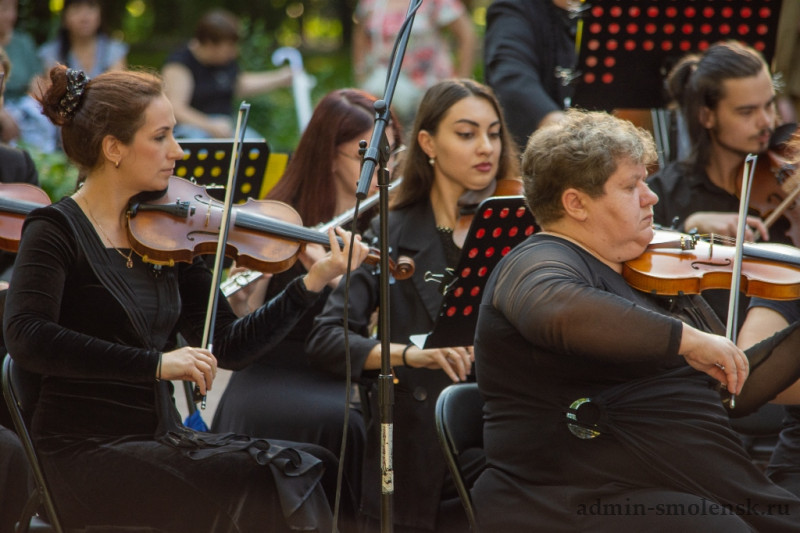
402, 343, 413, 367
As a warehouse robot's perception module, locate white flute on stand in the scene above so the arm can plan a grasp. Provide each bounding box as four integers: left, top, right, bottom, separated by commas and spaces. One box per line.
272, 47, 315, 133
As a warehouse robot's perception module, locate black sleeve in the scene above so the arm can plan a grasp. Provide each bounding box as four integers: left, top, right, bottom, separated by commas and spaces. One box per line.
175, 258, 323, 371
491, 241, 683, 363
483, 0, 572, 149
305, 262, 381, 379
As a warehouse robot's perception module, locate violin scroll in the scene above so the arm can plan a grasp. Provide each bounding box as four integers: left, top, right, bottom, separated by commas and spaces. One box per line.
388, 253, 415, 280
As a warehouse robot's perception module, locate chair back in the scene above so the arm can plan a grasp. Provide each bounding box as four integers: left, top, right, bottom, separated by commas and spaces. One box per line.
434, 382, 484, 531
2, 354, 63, 533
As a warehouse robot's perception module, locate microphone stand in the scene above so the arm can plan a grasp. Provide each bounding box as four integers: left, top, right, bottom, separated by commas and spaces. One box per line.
354, 1, 421, 531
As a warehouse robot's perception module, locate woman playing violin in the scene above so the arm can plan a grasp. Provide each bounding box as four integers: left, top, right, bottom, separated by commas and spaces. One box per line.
306, 79, 520, 533
212, 87, 403, 512
3, 65, 370, 531
473, 108, 800, 532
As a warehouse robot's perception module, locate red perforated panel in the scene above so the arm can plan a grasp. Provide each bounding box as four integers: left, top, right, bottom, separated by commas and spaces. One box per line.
573, 0, 782, 110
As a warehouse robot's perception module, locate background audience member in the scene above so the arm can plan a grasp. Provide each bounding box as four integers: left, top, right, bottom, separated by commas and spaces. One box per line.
38, 0, 127, 76
0, 0, 42, 145
483, 0, 579, 151
162, 8, 292, 139
352, 0, 476, 124
34, 0, 128, 153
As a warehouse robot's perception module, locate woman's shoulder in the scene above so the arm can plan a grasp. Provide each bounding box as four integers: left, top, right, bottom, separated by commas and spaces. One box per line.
95, 35, 129, 69
20, 199, 80, 252
25, 198, 76, 225
103, 35, 129, 56
500, 234, 596, 278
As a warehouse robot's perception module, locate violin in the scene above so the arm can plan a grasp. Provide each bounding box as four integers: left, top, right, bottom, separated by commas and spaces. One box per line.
453, 177, 525, 247
221, 177, 404, 297
0, 182, 52, 252
623, 229, 800, 301
126, 176, 415, 279
745, 123, 800, 246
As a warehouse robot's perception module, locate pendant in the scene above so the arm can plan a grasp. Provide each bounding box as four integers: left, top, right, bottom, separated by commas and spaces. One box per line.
126, 257, 134, 269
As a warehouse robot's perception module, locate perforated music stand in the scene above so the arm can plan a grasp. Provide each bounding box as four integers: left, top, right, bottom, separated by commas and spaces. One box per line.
175, 139, 271, 203
410, 196, 538, 349
572, 0, 783, 111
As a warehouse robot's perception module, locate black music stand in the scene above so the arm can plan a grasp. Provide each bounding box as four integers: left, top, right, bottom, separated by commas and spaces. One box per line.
175, 139, 271, 203
572, 0, 783, 111
410, 196, 538, 349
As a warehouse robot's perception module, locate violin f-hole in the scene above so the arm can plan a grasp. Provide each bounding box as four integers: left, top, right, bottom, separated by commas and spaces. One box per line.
691, 258, 732, 271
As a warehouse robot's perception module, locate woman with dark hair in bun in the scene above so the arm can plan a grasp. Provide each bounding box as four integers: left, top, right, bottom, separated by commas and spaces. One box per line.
3, 64, 369, 531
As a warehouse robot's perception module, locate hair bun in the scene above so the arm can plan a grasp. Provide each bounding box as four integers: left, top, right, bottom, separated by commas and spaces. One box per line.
58, 68, 90, 120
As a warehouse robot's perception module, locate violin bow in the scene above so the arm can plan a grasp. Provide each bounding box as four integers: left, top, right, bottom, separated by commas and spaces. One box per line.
762, 181, 800, 232
196, 102, 251, 409
725, 153, 759, 408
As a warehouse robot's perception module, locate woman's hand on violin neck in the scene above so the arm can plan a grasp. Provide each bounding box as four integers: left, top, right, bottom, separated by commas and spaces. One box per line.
679, 324, 749, 395
683, 212, 769, 242
302, 227, 369, 293
160, 347, 218, 396
299, 243, 344, 289
404, 344, 474, 383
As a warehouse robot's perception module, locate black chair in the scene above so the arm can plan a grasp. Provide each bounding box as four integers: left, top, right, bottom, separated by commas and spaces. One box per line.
434, 382, 484, 532
2, 354, 63, 533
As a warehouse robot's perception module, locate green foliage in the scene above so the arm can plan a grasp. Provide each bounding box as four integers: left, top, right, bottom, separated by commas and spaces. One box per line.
24, 147, 79, 202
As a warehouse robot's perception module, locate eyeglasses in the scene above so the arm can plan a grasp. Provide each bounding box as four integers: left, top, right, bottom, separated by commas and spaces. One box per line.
338, 144, 407, 170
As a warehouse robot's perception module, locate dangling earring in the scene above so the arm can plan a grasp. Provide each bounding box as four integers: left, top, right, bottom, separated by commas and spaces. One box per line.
115, 160, 120, 169
428, 157, 435, 166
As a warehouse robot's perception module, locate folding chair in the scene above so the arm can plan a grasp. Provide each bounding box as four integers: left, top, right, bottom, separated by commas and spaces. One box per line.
2, 354, 63, 533
434, 383, 484, 532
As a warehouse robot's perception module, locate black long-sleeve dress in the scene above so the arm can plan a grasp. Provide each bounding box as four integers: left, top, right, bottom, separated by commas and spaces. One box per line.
3, 198, 336, 532
473, 233, 800, 532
